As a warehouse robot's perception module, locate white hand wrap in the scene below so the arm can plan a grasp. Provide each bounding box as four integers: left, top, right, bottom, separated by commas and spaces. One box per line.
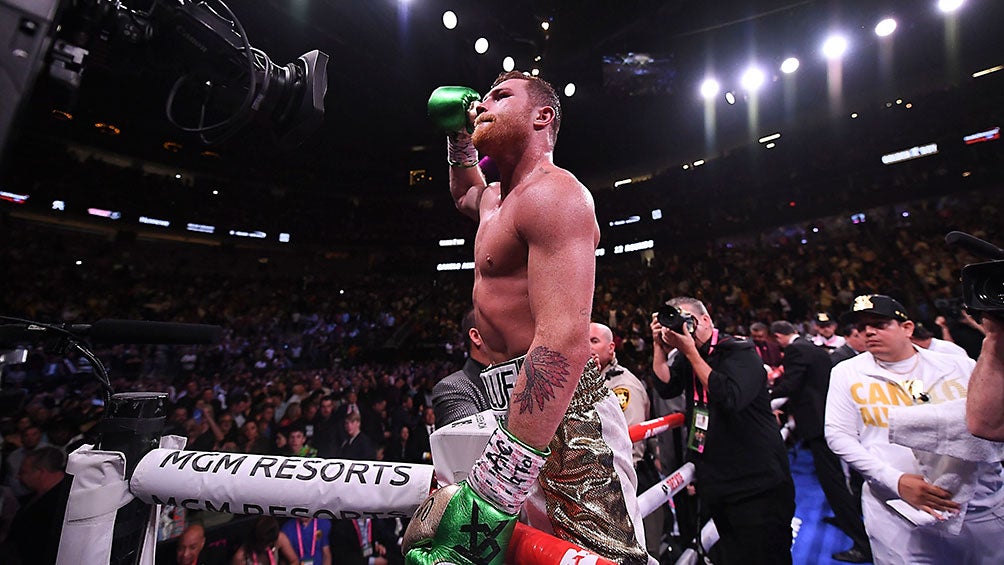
467, 425, 549, 515
447, 129, 479, 168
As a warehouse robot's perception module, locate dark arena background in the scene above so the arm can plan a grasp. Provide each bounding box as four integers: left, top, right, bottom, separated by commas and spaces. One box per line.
0, 1, 1002, 564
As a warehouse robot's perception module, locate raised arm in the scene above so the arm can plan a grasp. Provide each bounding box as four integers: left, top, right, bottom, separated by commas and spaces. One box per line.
428, 85, 489, 220
449, 162, 488, 220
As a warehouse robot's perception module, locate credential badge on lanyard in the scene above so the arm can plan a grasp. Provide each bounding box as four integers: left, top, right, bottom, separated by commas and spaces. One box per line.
688, 329, 718, 454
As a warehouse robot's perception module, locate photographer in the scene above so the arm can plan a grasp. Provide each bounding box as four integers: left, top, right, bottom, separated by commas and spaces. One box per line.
650, 297, 794, 565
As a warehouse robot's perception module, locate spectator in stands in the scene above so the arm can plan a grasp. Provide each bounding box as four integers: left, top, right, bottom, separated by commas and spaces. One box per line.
339, 412, 375, 461
280, 516, 331, 565
361, 396, 389, 447
282, 426, 317, 458
226, 393, 251, 428
230, 516, 298, 565
3, 424, 46, 498
9, 446, 72, 564
175, 522, 206, 565
329, 515, 401, 565
310, 396, 341, 459
405, 407, 435, 465
237, 421, 271, 455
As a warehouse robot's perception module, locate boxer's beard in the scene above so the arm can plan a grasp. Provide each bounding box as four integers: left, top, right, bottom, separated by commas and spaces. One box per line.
473, 109, 529, 157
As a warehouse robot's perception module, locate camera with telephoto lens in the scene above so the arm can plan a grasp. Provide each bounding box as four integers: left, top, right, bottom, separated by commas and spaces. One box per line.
657, 305, 697, 334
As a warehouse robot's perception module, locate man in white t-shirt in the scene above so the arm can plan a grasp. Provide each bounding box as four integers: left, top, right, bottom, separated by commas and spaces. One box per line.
826, 294, 1004, 565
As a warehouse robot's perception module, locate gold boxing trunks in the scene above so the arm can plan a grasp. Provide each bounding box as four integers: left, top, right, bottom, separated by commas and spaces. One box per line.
538, 358, 649, 565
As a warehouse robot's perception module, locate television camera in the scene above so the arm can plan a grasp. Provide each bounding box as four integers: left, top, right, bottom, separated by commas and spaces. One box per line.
946, 231, 1004, 323
1, 0, 328, 157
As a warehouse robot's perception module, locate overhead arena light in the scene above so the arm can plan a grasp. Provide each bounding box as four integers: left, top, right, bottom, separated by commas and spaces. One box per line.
438, 238, 465, 247
503, 56, 515, 72
758, 132, 781, 143
780, 57, 800, 74
938, 0, 965, 13
875, 18, 897, 37
724, 91, 737, 105
700, 78, 720, 99
821, 35, 849, 60
613, 178, 632, 188
564, 83, 576, 97
474, 37, 489, 54
740, 67, 766, 91
442, 11, 457, 30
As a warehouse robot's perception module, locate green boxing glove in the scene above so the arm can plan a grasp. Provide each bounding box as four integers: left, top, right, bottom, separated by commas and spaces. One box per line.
403, 425, 549, 565
427, 86, 481, 168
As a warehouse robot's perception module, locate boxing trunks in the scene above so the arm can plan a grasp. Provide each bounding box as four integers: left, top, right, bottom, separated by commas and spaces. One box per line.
433, 357, 650, 564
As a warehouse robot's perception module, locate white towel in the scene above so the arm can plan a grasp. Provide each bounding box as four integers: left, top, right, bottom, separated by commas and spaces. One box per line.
888, 399, 1004, 463
888, 399, 1004, 535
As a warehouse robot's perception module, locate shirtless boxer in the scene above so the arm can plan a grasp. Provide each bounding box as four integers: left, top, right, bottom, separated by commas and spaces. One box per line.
403, 73, 648, 564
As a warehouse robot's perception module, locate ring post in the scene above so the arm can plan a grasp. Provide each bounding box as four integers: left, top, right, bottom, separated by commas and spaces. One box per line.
98, 392, 168, 565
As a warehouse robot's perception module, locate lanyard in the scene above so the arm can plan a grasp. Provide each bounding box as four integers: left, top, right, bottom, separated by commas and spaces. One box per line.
250, 548, 276, 565
351, 518, 372, 547
691, 329, 719, 405
296, 519, 318, 558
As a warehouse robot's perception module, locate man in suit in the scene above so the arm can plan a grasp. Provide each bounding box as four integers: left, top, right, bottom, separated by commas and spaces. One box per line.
831, 324, 867, 366
9, 446, 72, 564
770, 321, 871, 563
406, 407, 436, 464
431, 309, 499, 428
339, 411, 376, 461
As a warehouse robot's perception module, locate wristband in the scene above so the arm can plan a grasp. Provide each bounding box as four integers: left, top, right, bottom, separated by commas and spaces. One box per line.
447, 129, 479, 168
468, 425, 549, 514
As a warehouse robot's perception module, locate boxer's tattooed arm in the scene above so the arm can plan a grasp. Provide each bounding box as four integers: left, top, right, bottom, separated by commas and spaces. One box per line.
513, 346, 570, 414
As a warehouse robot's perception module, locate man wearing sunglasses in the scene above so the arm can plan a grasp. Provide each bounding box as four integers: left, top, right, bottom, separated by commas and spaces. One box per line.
824, 294, 1004, 565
